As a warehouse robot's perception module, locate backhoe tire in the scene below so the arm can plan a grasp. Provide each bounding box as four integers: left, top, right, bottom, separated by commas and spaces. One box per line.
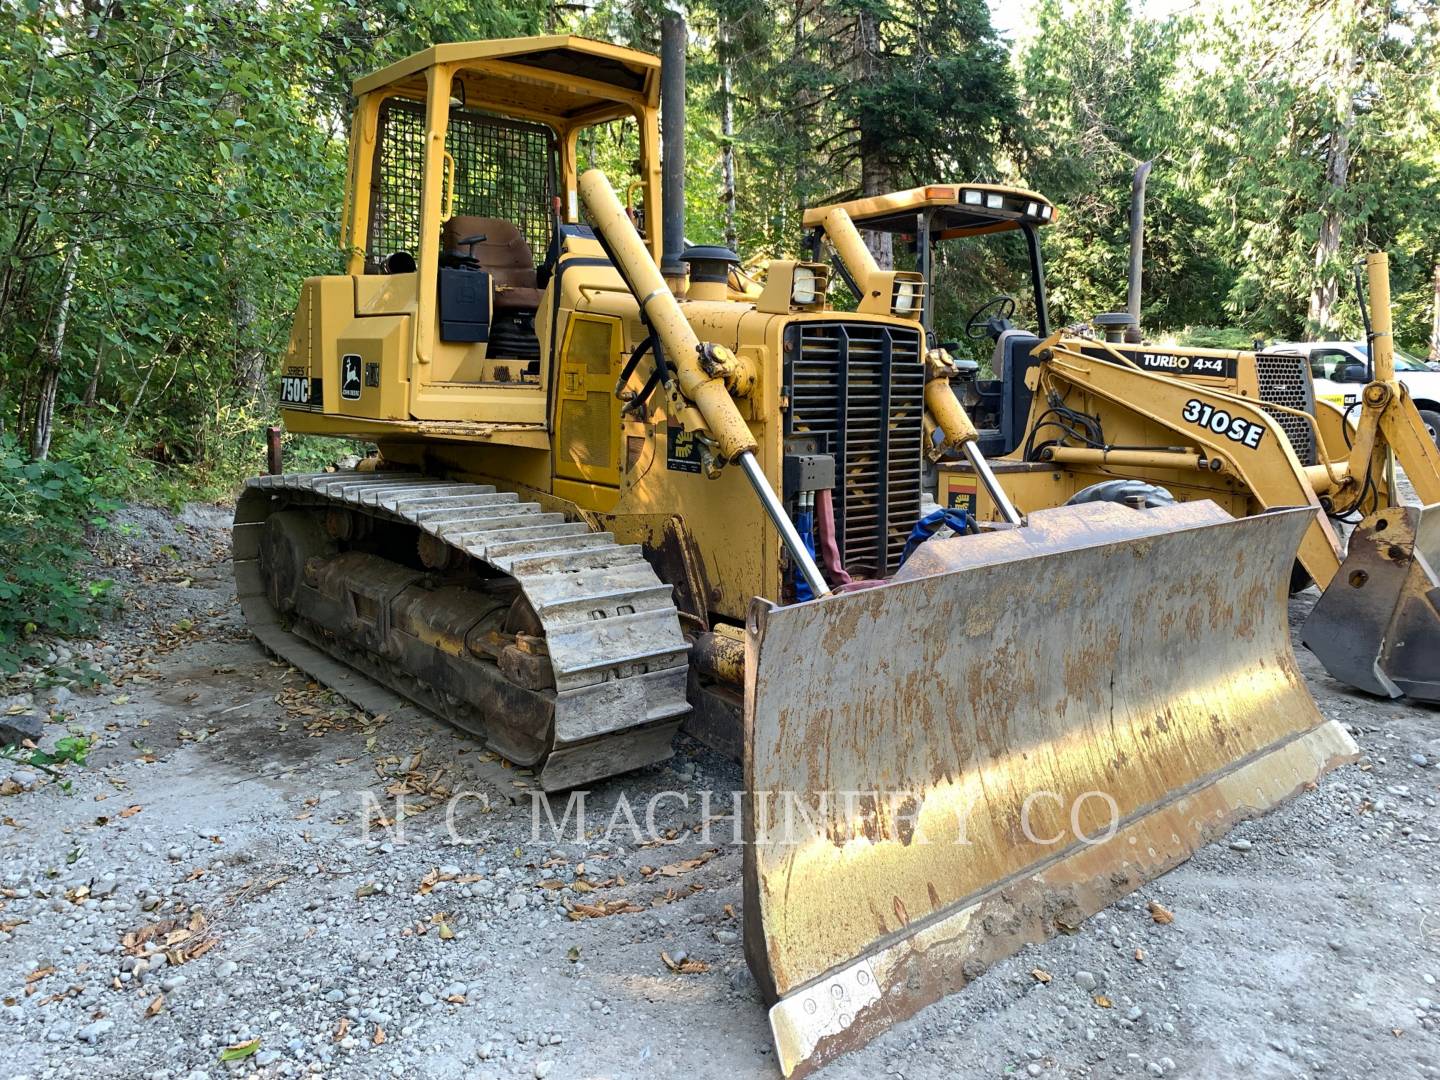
1418, 408, 1440, 449
1066, 479, 1176, 510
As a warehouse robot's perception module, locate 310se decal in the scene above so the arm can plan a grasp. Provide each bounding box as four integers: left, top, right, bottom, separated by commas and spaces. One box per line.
1182, 399, 1266, 448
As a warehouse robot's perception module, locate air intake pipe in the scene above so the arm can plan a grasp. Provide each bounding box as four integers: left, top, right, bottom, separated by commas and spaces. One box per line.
578, 168, 832, 598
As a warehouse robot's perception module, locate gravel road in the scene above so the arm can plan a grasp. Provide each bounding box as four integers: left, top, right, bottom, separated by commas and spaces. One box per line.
0, 499, 1436, 1080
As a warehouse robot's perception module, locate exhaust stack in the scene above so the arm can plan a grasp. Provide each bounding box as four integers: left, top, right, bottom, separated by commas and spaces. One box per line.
660, 9, 687, 285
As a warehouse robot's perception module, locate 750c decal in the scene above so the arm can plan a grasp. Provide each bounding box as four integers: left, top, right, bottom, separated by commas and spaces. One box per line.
1182, 399, 1266, 448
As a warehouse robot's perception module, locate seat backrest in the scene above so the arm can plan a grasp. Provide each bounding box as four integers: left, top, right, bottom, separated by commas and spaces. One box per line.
442, 216, 536, 290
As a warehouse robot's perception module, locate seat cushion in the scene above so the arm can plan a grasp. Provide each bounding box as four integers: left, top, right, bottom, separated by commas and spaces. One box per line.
441, 216, 538, 301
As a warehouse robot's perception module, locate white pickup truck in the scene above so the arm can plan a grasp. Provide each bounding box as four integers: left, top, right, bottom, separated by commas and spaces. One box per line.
1269, 340, 1440, 447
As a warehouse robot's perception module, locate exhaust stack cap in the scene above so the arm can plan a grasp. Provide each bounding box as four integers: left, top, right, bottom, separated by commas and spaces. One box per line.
1094, 311, 1137, 344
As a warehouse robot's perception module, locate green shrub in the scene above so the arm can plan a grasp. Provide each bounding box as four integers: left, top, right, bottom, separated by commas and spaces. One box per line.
1161, 325, 1261, 351
0, 434, 118, 672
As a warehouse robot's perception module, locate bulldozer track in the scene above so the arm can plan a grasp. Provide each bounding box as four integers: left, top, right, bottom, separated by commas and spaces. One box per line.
233, 471, 691, 790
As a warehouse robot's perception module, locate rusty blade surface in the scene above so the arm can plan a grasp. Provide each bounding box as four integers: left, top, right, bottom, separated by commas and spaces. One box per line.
1302, 502, 1440, 702
741, 501, 1356, 1078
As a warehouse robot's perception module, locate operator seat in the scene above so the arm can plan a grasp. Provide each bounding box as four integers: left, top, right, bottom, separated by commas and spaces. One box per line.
972, 327, 1041, 457
441, 216, 542, 311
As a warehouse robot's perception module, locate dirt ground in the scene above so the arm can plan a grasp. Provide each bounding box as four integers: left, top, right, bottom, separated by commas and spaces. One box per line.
0, 498, 1436, 1080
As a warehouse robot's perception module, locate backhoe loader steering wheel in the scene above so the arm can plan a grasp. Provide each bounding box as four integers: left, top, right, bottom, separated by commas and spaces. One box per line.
965, 295, 1017, 340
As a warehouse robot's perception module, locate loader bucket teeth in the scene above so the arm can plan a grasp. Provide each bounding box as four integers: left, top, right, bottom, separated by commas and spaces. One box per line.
741, 501, 1355, 1078
1302, 502, 1440, 703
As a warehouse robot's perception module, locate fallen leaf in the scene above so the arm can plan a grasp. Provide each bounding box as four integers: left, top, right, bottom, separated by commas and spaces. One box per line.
1031, 968, 1052, 984
657, 849, 719, 877
438, 921, 454, 940
445, 994, 465, 1004
333, 1017, 350, 1042
1147, 901, 1174, 925
118, 805, 142, 819
25, 967, 54, 983
373, 1024, 386, 1045
565, 946, 581, 963
1094, 995, 1113, 1008
567, 899, 642, 920
1134, 948, 1146, 962
145, 993, 165, 1018
660, 950, 710, 974
354, 882, 380, 899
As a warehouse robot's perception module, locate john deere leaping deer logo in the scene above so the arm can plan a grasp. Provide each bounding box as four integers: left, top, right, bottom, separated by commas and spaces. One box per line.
340, 354, 362, 400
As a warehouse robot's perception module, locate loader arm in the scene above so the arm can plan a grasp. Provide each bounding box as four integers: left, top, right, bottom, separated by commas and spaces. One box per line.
1301, 252, 1440, 702
1033, 340, 1348, 587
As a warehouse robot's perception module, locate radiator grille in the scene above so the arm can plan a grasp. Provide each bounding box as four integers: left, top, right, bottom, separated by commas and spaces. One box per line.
1255, 352, 1316, 464
785, 322, 926, 579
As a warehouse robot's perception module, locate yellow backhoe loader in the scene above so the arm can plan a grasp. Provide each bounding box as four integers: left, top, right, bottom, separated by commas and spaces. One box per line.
803, 186, 1440, 703
236, 38, 1355, 1077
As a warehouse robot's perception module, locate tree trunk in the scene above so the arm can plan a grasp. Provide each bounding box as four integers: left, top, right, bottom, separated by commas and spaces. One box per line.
28, 0, 109, 459
82, 342, 106, 407
29, 232, 82, 460
855, 6, 892, 269
1305, 46, 1354, 339
720, 25, 737, 253
231, 277, 268, 401
1430, 263, 1440, 362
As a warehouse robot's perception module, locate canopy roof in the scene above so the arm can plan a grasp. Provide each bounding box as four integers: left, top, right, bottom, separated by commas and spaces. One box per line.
353, 36, 660, 124
803, 184, 1057, 239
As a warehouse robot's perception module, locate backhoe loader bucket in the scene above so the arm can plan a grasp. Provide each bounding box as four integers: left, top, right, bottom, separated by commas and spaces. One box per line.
742, 501, 1355, 1077
1303, 502, 1440, 703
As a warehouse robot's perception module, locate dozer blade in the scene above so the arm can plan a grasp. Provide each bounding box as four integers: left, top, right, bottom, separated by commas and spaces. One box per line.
741, 501, 1355, 1078
1302, 502, 1440, 702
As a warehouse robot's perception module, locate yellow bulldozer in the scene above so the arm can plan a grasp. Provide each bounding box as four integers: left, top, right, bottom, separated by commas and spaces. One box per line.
235, 36, 1356, 1077
803, 185, 1440, 703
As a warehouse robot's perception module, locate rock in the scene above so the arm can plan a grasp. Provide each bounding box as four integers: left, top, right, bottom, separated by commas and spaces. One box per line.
507, 890, 527, 911
254, 1051, 281, 1067
161, 975, 188, 992
0, 712, 42, 748
1026, 1065, 1042, 1078
713, 930, 738, 945
216, 960, 238, 979
9, 769, 38, 788
1413, 754, 1430, 768
1074, 971, 1098, 992
76, 1018, 115, 1044
1229, 839, 1253, 852
1126, 1006, 1144, 1022
1147, 1064, 1165, 1077
534, 1062, 553, 1079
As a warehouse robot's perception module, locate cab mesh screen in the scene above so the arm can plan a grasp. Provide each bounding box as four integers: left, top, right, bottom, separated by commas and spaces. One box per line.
366, 100, 559, 270
366, 98, 426, 268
